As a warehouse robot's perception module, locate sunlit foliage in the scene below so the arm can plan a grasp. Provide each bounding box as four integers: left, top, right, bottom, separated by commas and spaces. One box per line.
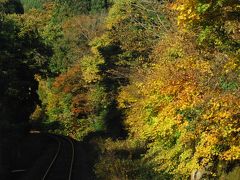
118, 29, 239, 179
174, 0, 240, 50
2, 0, 239, 178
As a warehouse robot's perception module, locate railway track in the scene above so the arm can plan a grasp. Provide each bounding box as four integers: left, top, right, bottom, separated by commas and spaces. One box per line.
10, 134, 76, 180
41, 134, 75, 180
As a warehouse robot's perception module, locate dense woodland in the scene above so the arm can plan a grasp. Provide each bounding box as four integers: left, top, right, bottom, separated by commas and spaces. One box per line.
0, 0, 239, 179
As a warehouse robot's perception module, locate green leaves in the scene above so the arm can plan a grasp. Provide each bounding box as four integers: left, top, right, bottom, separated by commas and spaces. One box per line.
106, 0, 170, 52
175, 0, 240, 51
197, 3, 211, 14
0, 12, 50, 127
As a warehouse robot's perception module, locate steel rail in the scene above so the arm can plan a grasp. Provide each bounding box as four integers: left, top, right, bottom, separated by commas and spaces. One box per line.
61, 136, 75, 180
42, 134, 75, 180
42, 135, 61, 180
11, 169, 27, 173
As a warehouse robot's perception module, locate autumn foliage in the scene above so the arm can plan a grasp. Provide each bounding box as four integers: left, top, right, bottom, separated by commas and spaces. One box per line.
36, 0, 239, 178
2, 0, 239, 179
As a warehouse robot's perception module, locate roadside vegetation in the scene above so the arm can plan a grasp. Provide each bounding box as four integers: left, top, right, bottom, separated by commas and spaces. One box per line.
0, 0, 239, 179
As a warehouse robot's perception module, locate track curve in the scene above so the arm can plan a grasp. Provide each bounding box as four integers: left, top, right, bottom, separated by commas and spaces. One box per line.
42, 134, 75, 180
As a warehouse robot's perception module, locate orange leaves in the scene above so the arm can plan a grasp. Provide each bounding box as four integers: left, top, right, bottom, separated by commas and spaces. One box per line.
52, 64, 92, 118
53, 64, 84, 93
71, 93, 90, 117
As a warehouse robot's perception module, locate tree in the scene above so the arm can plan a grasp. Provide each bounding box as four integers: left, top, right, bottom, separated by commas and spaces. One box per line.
174, 0, 240, 50
0, 11, 51, 135
0, 0, 24, 14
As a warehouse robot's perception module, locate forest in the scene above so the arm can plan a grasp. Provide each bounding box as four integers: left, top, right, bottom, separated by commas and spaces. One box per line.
0, 0, 239, 179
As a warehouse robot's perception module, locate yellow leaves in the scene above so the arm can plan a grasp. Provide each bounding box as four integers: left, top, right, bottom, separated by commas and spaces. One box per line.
195, 60, 212, 74
173, 0, 200, 28
216, 111, 232, 119
118, 86, 139, 108
34, 74, 41, 81
105, 0, 133, 29
175, 58, 212, 75
90, 34, 112, 55
116, 25, 240, 177
221, 146, 240, 161
179, 149, 193, 162
224, 58, 239, 73
80, 55, 104, 83
30, 105, 43, 121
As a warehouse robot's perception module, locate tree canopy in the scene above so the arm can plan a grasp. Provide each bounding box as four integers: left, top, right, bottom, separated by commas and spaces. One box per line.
1, 0, 239, 179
